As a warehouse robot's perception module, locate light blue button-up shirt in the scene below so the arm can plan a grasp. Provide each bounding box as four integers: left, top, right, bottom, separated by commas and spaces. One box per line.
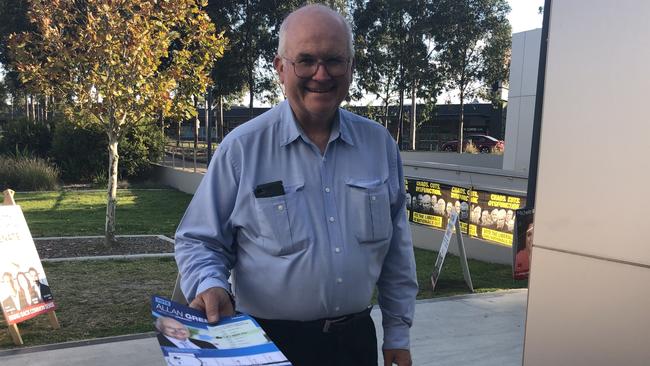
175, 100, 418, 349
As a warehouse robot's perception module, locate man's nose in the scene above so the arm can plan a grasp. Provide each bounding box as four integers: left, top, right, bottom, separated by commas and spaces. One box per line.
312, 63, 332, 81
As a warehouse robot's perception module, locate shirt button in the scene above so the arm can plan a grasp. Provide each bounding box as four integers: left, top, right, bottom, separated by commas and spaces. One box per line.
329, 216, 335, 222
335, 247, 341, 253
336, 278, 343, 284
324, 187, 331, 193
335, 306, 340, 311
371, 195, 377, 201
277, 204, 284, 211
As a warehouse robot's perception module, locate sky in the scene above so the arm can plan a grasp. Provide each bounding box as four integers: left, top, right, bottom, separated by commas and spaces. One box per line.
507, 0, 545, 33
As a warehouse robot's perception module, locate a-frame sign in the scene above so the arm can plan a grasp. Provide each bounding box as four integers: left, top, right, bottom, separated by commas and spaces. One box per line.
431, 210, 474, 292
1, 189, 60, 345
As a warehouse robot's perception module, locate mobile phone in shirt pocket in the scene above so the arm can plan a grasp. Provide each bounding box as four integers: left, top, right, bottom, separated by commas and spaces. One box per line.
254, 182, 312, 256
345, 178, 392, 243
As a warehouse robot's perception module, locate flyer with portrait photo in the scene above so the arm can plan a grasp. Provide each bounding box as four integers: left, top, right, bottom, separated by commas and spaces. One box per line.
512, 208, 535, 280
0, 205, 57, 325
151, 295, 291, 366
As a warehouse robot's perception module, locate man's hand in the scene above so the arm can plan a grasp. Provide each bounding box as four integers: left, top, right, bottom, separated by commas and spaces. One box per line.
189, 287, 235, 323
383, 349, 412, 366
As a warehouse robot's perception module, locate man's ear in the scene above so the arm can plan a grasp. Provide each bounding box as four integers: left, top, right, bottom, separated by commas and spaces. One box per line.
273, 55, 285, 84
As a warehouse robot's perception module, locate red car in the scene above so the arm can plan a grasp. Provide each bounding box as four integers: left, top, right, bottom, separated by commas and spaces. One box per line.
441, 134, 504, 153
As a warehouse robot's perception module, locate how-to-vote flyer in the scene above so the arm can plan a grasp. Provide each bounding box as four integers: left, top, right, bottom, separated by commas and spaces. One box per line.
151, 295, 291, 366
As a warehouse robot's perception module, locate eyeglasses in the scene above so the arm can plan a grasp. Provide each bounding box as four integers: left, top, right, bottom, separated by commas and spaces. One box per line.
282, 56, 350, 78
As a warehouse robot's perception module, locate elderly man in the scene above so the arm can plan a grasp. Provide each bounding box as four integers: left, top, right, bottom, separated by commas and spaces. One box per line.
175, 4, 417, 366
155, 317, 216, 349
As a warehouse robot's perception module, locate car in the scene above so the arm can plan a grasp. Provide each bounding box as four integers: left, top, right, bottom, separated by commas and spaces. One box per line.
441, 134, 504, 153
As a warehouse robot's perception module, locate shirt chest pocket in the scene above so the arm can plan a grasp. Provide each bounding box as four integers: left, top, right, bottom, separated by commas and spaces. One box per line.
345, 178, 392, 243
255, 182, 312, 256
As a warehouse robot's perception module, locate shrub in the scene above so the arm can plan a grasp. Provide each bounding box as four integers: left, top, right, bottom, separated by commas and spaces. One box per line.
0, 118, 52, 157
465, 141, 479, 154
490, 145, 504, 155
119, 123, 165, 180
50, 118, 164, 183
50, 119, 106, 183
0, 155, 60, 191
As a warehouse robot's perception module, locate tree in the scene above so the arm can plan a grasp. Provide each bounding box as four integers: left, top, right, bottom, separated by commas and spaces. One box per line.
204, 0, 278, 119
353, 0, 440, 147
435, 0, 510, 153
0, 0, 39, 121
10, 0, 226, 243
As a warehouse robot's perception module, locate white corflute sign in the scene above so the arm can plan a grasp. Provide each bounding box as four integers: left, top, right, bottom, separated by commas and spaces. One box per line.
0, 205, 56, 325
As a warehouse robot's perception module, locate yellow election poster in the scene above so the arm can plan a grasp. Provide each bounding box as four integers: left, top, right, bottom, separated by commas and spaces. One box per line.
468, 191, 525, 247
406, 176, 526, 247
0, 205, 57, 325
409, 179, 443, 229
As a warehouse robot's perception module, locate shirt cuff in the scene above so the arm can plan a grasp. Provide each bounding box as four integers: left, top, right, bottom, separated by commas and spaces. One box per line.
383, 322, 411, 350
196, 277, 231, 300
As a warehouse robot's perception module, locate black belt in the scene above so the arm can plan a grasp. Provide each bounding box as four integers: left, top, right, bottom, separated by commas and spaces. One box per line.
255, 306, 373, 334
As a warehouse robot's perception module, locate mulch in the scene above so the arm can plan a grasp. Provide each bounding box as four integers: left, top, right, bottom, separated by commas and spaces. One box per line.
33, 236, 174, 259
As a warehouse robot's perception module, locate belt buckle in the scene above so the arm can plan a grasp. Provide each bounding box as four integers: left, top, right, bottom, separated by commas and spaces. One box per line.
322, 316, 347, 333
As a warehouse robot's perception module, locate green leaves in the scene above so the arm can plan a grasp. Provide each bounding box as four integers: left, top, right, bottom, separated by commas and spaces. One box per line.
10, 0, 227, 127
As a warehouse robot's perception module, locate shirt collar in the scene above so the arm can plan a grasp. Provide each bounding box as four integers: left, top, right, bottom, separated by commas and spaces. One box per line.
279, 101, 355, 147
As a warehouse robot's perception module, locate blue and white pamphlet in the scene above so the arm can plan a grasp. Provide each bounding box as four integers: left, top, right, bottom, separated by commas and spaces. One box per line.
151, 295, 291, 366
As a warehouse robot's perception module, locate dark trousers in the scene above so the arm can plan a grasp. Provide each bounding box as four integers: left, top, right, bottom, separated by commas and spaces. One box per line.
254, 313, 378, 366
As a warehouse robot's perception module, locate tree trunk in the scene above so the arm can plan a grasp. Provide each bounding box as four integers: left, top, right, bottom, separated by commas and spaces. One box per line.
384, 100, 390, 130
193, 96, 199, 150
30, 97, 36, 123
397, 88, 404, 149
410, 82, 417, 151
217, 95, 224, 141
105, 134, 119, 244
176, 121, 181, 147
25, 95, 30, 120
50, 95, 56, 119
44, 96, 49, 124
248, 69, 254, 120
458, 88, 465, 154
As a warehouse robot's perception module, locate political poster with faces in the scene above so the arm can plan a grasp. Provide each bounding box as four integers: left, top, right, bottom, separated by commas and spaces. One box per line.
408, 179, 445, 229
0, 205, 56, 325
405, 177, 526, 247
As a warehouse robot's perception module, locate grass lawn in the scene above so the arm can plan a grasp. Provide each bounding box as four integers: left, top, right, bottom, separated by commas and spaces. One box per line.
413, 248, 527, 299
16, 189, 193, 238
0, 188, 526, 349
0, 258, 178, 349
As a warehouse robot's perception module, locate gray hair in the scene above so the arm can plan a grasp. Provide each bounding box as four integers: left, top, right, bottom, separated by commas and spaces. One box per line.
277, 4, 354, 58
154, 316, 183, 332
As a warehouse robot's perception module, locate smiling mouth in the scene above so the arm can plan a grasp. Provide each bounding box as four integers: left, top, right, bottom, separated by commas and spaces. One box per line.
305, 85, 335, 93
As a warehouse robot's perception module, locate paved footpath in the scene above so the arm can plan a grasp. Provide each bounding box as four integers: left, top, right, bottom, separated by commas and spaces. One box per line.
0, 289, 527, 366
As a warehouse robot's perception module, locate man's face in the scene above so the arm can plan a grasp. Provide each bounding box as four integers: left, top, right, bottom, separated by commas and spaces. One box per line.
481, 210, 491, 225
274, 9, 352, 125
422, 195, 432, 211
525, 223, 534, 252
161, 319, 190, 341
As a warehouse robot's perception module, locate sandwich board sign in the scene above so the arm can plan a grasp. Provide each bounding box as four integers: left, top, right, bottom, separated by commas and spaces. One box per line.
431, 209, 474, 292
0, 189, 59, 345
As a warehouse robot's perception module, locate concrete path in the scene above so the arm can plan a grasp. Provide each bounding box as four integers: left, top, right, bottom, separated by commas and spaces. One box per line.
0, 289, 527, 366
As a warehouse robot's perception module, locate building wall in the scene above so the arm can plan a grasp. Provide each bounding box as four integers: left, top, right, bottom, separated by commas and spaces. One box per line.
523, 1, 650, 365
502, 28, 542, 173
